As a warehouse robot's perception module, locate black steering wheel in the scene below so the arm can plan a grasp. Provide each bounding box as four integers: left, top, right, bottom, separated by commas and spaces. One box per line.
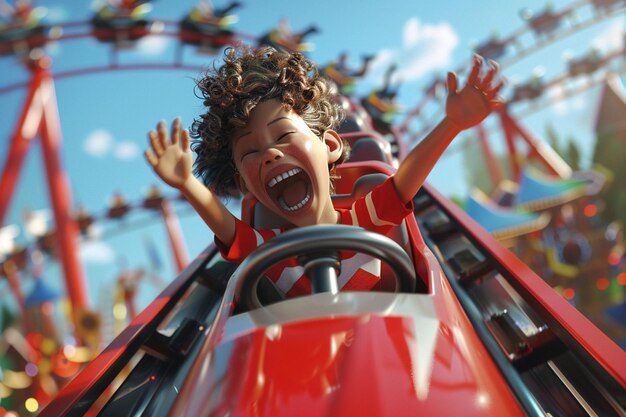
229, 225, 416, 310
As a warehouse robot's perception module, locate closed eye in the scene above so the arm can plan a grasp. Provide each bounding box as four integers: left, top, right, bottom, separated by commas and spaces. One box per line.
240, 149, 258, 160
277, 131, 295, 142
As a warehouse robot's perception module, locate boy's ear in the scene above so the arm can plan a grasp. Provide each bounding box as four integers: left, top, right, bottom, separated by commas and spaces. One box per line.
323, 130, 344, 164
234, 171, 249, 195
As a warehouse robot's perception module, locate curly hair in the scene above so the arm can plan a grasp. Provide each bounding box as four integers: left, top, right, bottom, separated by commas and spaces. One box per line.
190, 46, 348, 196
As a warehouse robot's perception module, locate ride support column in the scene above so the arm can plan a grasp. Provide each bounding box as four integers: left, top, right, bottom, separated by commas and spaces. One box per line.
0, 65, 46, 224
35, 59, 90, 327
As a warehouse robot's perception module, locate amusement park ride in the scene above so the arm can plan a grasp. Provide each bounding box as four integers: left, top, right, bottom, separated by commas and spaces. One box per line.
0, 0, 625, 416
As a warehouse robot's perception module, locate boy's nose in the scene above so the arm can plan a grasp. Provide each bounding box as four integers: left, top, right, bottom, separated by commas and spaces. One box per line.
263, 147, 284, 165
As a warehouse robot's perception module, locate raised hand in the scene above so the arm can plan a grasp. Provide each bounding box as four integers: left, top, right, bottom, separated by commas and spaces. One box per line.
445, 55, 505, 131
144, 118, 193, 189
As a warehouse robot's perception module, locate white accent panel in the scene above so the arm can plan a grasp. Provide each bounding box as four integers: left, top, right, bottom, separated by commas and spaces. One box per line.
365, 193, 396, 226
350, 202, 359, 226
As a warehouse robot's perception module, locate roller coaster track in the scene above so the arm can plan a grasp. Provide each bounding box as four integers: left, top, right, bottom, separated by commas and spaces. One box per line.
0, 18, 255, 94
400, 0, 626, 143
469, 0, 625, 69
421, 46, 626, 159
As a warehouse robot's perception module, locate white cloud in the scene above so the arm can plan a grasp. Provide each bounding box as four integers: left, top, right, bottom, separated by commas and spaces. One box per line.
364, 18, 458, 87
591, 17, 624, 54
45, 6, 70, 22
547, 81, 592, 120
84, 130, 140, 161
84, 129, 113, 157
136, 36, 170, 56
0, 225, 20, 256
22, 209, 50, 238
404, 18, 420, 48
547, 84, 568, 115
79, 240, 115, 264
570, 95, 586, 111
114, 142, 140, 160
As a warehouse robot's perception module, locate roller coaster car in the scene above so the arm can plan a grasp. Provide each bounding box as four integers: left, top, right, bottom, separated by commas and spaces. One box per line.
178, 2, 241, 52
41, 133, 626, 417
257, 24, 319, 53
0, 24, 48, 56
90, 10, 150, 45
178, 21, 235, 54
567, 53, 602, 77
523, 8, 570, 38
590, 0, 625, 12
474, 37, 508, 62
511, 81, 543, 102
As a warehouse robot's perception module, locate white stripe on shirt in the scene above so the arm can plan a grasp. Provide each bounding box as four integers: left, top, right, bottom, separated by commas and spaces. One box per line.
365, 192, 396, 227
337, 253, 381, 288
253, 229, 265, 247
275, 265, 305, 294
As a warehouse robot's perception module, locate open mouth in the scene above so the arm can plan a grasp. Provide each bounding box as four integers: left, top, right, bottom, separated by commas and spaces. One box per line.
266, 168, 312, 213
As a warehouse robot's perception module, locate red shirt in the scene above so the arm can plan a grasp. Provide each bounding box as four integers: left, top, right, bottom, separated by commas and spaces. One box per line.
216, 177, 413, 297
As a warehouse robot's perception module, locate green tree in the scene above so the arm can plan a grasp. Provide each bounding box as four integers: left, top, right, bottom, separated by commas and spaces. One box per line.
565, 139, 581, 171
593, 132, 626, 226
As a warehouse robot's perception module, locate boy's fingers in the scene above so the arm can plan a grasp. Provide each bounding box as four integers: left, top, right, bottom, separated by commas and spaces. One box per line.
468, 54, 483, 86
481, 60, 499, 89
485, 79, 505, 100
157, 120, 168, 149
447, 71, 458, 94
181, 128, 190, 151
144, 149, 158, 166
171, 117, 181, 145
149, 130, 164, 156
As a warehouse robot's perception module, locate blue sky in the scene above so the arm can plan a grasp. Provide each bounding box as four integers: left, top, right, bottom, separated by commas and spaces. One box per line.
0, 0, 624, 319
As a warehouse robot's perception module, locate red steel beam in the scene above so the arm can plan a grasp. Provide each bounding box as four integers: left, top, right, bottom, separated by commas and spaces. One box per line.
37, 68, 89, 312
498, 107, 523, 182
0, 67, 46, 224
498, 108, 572, 179
476, 123, 504, 190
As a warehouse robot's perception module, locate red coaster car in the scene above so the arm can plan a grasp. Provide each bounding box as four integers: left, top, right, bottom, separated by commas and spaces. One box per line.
40, 136, 625, 417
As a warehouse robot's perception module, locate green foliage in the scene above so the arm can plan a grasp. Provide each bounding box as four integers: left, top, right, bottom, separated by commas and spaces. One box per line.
0, 302, 16, 333
565, 139, 581, 171
462, 134, 511, 193
544, 123, 581, 170
593, 132, 626, 226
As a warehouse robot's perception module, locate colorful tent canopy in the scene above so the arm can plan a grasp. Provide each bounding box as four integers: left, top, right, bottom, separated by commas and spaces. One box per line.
25, 278, 60, 307
514, 167, 592, 211
465, 188, 550, 240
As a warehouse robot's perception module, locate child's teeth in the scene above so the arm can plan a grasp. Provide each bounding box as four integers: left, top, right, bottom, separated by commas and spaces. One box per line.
268, 168, 302, 188
278, 193, 310, 212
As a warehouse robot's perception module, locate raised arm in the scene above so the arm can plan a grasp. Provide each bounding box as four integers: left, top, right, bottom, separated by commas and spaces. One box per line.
144, 118, 236, 246
392, 55, 504, 203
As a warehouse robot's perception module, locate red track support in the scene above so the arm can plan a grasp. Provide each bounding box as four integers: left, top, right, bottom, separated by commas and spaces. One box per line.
497, 107, 572, 180
0, 67, 45, 223
499, 107, 524, 182
38, 74, 89, 310
475, 123, 504, 190
0, 58, 89, 324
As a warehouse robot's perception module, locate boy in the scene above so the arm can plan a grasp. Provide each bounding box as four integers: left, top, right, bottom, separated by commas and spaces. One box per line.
145, 46, 503, 297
